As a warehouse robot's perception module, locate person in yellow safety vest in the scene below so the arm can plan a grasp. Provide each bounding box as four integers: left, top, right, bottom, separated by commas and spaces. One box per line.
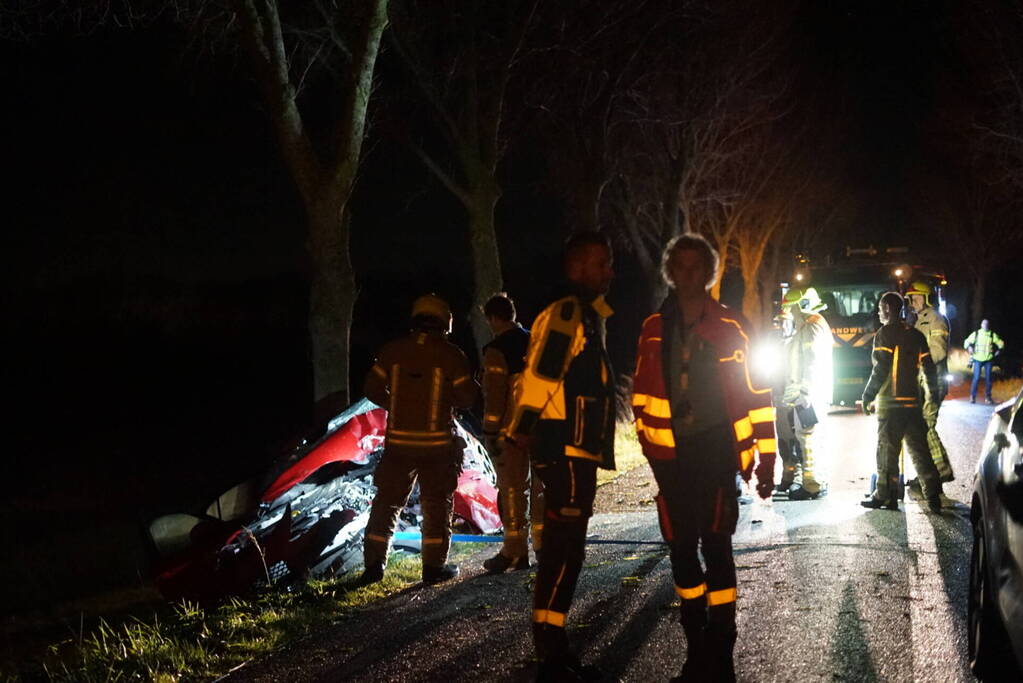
778, 287, 834, 501
965, 319, 1005, 404
505, 231, 616, 682
905, 281, 955, 501
478, 293, 543, 574
360, 294, 479, 585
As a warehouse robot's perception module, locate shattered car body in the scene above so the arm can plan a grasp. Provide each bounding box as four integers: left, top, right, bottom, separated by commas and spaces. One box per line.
148, 399, 500, 602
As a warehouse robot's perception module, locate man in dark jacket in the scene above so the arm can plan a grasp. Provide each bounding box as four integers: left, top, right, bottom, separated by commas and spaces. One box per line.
632, 233, 777, 682
361, 294, 478, 584
861, 291, 942, 513
506, 231, 616, 681
479, 293, 541, 573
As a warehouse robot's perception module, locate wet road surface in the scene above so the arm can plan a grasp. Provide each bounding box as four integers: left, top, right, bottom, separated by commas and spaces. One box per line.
224, 394, 992, 682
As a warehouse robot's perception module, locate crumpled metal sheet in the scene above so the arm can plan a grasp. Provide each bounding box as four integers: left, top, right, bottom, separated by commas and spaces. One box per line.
149, 399, 499, 602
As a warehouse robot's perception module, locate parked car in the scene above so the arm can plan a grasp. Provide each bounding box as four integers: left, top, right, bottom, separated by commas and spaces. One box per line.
146, 399, 500, 602
970, 388, 1023, 679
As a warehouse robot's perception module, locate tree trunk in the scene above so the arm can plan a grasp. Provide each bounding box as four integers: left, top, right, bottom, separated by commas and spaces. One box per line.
307, 193, 357, 416
741, 269, 762, 331
466, 182, 504, 356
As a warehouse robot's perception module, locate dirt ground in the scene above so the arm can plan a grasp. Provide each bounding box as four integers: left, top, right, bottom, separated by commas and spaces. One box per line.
593, 459, 659, 514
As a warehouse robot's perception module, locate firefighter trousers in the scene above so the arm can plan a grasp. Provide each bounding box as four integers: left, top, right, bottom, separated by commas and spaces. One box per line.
363, 446, 460, 571
874, 408, 940, 502
489, 439, 544, 558
530, 456, 597, 660
792, 406, 824, 494
922, 398, 954, 483
646, 453, 736, 629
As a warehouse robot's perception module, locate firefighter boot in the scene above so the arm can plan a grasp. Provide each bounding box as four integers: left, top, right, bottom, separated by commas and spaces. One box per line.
707, 604, 737, 683
422, 564, 459, 585
483, 551, 530, 574
358, 562, 385, 585
671, 600, 709, 682
533, 624, 600, 682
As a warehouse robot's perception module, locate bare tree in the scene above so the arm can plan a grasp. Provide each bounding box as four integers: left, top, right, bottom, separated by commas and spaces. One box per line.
387, 0, 539, 353
607, 0, 796, 310
3, 1, 391, 413
525, 0, 663, 235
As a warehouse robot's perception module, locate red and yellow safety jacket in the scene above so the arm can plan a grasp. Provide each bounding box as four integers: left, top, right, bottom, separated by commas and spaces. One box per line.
632, 297, 777, 483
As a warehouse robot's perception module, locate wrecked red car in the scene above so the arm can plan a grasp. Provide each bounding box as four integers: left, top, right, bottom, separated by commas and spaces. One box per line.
147, 399, 500, 602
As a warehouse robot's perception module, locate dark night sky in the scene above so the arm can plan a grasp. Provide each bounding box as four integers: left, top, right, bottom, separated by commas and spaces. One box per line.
3, 0, 1020, 610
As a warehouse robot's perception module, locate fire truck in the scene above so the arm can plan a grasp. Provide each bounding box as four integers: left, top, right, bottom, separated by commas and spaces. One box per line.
785, 246, 948, 407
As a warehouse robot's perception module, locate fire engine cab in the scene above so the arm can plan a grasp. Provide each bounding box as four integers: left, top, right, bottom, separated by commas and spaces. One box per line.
785, 246, 948, 406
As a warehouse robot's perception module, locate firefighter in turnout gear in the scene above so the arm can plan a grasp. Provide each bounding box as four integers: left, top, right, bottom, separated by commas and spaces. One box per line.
861, 292, 943, 513
965, 319, 1005, 404
905, 281, 954, 496
479, 293, 542, 574
632, 234, 777, 683
360, 294, 478, 585
505, 231, 616, 681
778, 287, 834, 501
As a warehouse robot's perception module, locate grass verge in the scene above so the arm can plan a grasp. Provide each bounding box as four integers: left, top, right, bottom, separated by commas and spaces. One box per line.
8, 547, 479, 682
597, 424, 646, 488
993, 377, 1023, 403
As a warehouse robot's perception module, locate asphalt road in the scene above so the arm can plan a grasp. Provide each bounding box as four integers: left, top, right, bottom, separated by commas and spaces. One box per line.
225, 394, 993, 682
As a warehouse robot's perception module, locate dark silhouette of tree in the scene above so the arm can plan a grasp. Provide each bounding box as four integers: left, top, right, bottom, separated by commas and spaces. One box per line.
3, 1, 391, 413
386, 0, 540, 354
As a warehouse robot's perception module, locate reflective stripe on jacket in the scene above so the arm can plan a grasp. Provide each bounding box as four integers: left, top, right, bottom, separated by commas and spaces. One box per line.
364, 330, 477, 452
506, 294, 615, 468
631, 296, 777, 481
862, 322, 938, 412
964, 329, 1004, 362
481, 325, 530, 436
914, 306, 949, 363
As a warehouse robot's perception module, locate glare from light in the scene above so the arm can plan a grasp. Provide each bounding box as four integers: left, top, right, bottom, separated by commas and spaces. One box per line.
795, 272, 804, 282
945, 373, 955, 383
752, 342, 781, 380
894, 268, 904, 277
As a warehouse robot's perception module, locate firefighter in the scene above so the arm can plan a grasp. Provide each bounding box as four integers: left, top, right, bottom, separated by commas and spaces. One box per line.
965, 319, 1005, 404
505, 231, 616, 681
861, 292, 942, 513
479, 293, 542, 573
905, 281, 954, 494
778, 287, 834, 501
360, 294, 478, 585
632, 234, 777, 682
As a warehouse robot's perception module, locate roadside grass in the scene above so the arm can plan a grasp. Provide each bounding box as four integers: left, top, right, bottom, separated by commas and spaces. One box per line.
597, 424, 646, 488
12, 547, 475, 683
8, 429, 646, 681
993, 377, 1023, 403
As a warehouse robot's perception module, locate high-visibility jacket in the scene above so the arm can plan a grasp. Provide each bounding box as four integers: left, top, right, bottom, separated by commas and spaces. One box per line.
364, 329, 477, 453
631, 296, 777, 482
481, 325, 530, 437
862, 322, 938, 413
782, 310, 834, 408
506, 292, 616, 469
964, 328, 1004, 362
914, 306, 950, 364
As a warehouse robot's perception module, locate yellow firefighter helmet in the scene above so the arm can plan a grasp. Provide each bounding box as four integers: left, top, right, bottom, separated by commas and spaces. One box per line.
781, 287, 825, 314
411, 294, 453, 333
905, 280, 932, 306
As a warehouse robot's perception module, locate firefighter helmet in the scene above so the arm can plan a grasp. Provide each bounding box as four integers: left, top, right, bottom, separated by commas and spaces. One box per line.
411, 294, 453, 333
905, 280, 932, 307
781, 287, 825, 313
